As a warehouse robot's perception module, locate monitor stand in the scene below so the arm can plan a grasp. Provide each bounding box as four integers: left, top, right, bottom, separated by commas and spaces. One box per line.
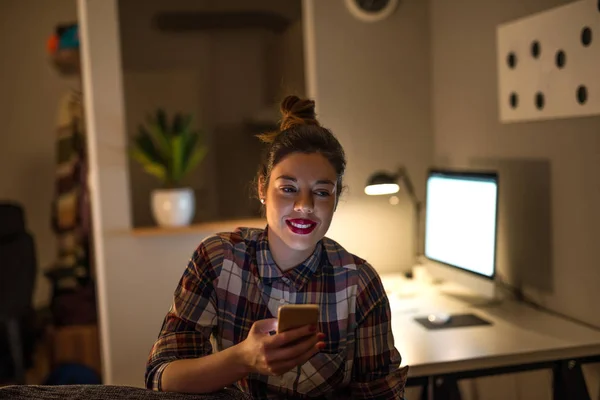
438, 284, 504, 308
416, 261, 503, 308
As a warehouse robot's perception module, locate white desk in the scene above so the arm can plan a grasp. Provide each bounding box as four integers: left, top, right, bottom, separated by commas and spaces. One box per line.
380, 273, 600, 399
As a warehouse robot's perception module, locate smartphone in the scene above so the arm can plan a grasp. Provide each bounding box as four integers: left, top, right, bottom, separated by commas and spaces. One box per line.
277, 304, 320, 334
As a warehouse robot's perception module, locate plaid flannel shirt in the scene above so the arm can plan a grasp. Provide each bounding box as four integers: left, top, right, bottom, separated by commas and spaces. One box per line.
146, 227, 408, 399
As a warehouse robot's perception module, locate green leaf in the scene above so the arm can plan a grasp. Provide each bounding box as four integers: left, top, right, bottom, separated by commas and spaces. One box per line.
132, 108, 207, 185
144, 121, 171, 161
181, 145, 207, 179
181, 131, 199, 166
130, 147, 167, 182
171, 135, 184, 184
134, 128, 163, 164
142, 163, 167, 182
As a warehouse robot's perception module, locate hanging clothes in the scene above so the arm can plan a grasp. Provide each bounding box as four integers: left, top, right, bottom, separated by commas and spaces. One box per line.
47, 89, 94, 300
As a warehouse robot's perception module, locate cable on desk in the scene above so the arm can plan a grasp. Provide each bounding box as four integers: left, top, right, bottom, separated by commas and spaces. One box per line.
495, 274, 600, 332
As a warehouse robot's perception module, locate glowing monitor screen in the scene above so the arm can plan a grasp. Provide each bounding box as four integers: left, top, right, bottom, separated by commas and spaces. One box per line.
424, 170, 499, 279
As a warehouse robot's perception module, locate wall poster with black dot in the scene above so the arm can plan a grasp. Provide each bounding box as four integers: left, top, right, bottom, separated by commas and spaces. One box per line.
496, 0, 599, 123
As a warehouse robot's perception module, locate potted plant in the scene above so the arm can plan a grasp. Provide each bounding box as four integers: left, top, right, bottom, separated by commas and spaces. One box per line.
130, 108, 207, 227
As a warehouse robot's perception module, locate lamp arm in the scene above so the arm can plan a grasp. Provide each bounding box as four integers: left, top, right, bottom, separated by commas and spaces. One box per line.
397, 167, 420, 207
414, 201, 422, 260
397, 167, 422, 260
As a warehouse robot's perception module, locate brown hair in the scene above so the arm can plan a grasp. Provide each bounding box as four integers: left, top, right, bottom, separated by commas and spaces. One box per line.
256, 95, 346, 206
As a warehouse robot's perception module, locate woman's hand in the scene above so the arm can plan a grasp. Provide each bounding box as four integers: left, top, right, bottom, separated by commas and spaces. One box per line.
237, 318, 325, 376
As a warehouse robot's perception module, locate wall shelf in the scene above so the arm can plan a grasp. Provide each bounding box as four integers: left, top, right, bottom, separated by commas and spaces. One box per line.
153, 11, 292, 33
130, 218, 266, 237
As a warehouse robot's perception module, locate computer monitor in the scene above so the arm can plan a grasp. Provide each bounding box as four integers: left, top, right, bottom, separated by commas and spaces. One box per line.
421, 169, 499, 300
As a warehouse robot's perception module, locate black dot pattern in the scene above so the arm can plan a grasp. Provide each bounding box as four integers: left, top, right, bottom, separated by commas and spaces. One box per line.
531, 41, 541, 58
577, 86, 588, 104
510, 92, 518, 109
581, 27, 592, 46
507, 52, 517, 69
535, 92, 545, 110
555, 50, 566, 68
504, 21, 594, 113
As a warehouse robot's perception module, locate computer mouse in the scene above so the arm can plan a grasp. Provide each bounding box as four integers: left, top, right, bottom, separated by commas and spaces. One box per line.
427, 312, 452, 326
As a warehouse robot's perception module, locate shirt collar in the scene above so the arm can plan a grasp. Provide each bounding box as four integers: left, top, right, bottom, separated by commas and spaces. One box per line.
256, 226, 323, 291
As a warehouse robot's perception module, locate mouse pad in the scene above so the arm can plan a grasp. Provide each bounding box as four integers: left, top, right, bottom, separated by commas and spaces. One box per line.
414, 313, 492, 330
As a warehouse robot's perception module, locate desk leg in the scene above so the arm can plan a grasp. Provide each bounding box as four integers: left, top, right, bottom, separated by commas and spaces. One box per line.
420, 378, 432, 400
552, 360, 590, 400
422, 377, 462, 400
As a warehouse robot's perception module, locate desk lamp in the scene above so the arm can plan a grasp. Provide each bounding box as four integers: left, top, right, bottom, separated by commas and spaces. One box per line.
364, 166, 422, 262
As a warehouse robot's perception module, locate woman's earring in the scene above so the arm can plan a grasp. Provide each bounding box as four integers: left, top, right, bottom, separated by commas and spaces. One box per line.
260, 198, 265, 204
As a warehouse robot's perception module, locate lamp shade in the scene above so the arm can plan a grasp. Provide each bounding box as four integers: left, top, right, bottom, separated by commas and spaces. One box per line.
364, 171, 400, 195
364, 166, 422, 262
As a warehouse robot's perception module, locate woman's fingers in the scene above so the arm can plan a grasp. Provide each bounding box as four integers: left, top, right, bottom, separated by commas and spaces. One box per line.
265, 324, 317, 349
251, 321, 328, 376
267, 341, 325, 375
266, 333, 322, 363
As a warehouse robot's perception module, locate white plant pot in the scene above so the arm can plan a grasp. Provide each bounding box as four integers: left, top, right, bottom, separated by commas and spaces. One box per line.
151, 188, 195, 227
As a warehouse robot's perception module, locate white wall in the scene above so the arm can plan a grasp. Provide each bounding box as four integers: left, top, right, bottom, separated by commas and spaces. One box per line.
304, 0, 433, 273
0, 0, 78, 308
431, 0, 600, 398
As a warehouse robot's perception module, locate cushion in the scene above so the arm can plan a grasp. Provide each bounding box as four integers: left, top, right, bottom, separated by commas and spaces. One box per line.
0, 385, 252, 400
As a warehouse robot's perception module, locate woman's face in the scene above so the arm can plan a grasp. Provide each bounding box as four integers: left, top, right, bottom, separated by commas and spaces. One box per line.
261, 152, 338, 256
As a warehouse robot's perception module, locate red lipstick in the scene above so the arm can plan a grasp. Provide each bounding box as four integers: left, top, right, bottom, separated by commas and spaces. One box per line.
286, 218, 317, 235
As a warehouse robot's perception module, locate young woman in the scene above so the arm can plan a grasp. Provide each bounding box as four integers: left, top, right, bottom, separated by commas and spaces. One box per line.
145, 96, 408, 399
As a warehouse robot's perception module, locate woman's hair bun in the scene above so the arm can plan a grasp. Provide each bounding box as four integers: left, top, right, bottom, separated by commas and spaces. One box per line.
257, 95, 320, 144
279, 95, 319, 131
